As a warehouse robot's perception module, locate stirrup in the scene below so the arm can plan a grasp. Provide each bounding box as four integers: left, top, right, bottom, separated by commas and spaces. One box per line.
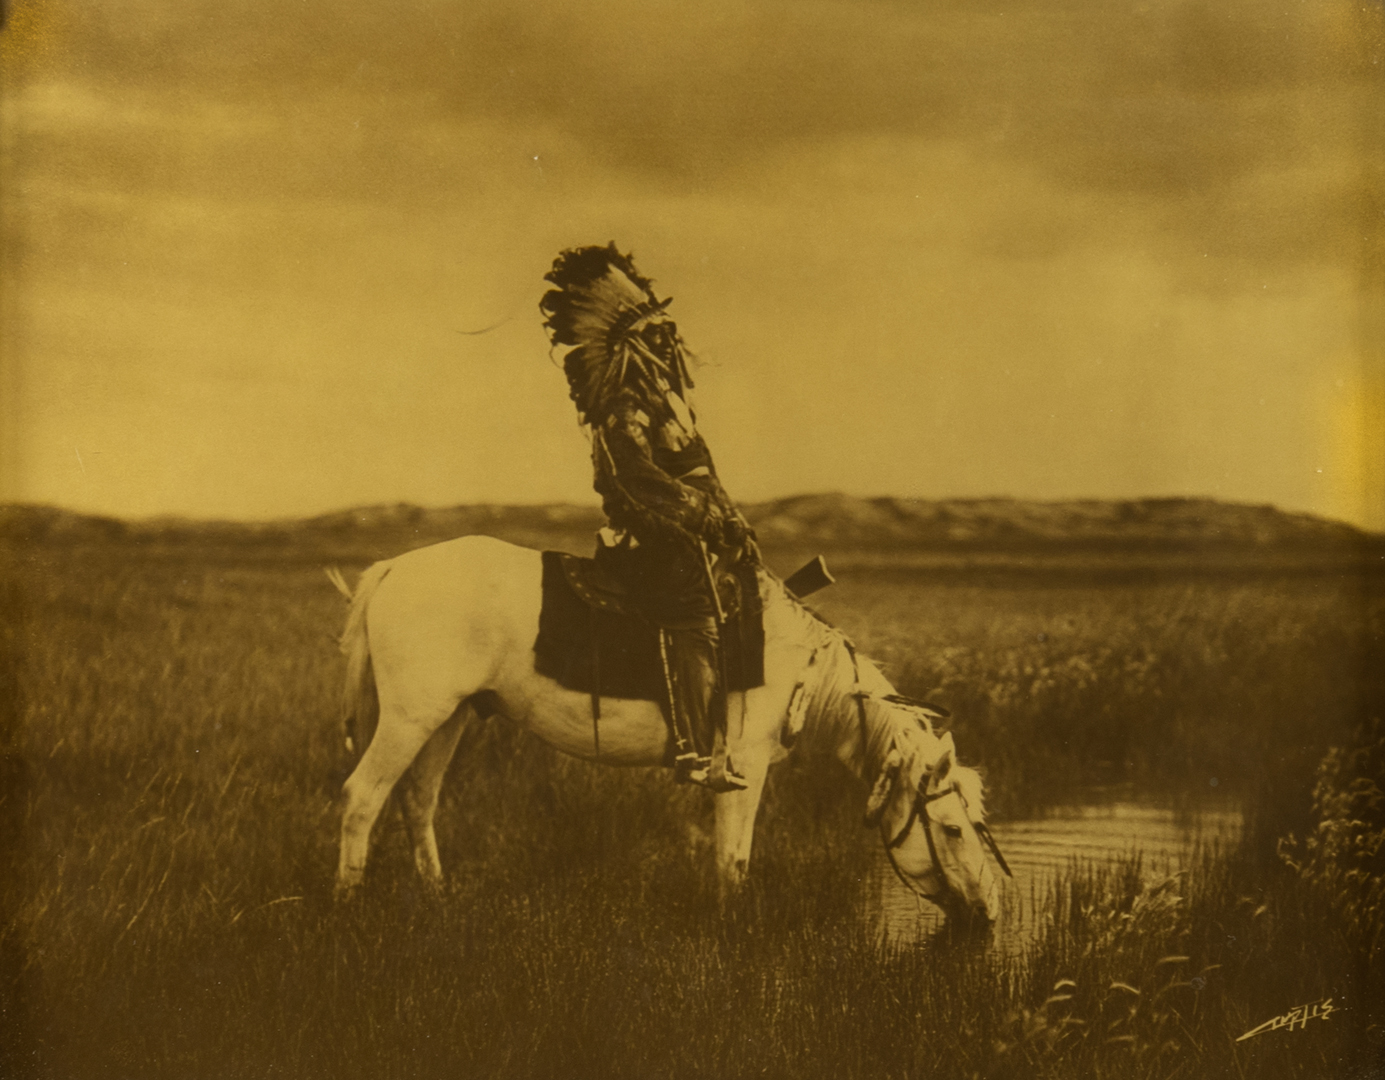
674, 752, 710, 784
674, 753, 749, 792
695, 768, 749, 793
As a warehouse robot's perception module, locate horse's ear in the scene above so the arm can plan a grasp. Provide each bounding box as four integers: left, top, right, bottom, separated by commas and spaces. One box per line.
864, 747, 903, 827
929, 733, 956, 787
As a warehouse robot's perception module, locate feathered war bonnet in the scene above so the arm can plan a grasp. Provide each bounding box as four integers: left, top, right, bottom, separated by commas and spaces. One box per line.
540, 243, 694, 426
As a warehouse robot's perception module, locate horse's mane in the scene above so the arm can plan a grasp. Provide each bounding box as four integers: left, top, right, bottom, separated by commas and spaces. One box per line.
952, 764, 988, 821
758, 569, 989, 819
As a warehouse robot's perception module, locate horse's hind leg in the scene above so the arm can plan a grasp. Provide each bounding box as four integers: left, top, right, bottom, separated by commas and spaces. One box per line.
337, 701, 457, 898
398, 701, 473, 885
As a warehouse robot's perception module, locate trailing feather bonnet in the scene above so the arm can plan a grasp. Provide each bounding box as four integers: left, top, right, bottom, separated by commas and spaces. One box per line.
540, 243, 694, 426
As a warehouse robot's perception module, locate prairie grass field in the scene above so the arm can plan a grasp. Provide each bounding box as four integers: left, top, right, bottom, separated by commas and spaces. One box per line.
2, 533, 1383, 1079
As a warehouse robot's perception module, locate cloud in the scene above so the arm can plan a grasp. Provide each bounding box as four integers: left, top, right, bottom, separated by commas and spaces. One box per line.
5, 0, 1374, 277
14, 1, 1375, 178
2, 0, 1379, 526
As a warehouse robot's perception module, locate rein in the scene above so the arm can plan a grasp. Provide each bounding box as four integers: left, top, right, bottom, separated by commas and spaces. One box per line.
845, 640, 943, 906
844, 640, 872, 759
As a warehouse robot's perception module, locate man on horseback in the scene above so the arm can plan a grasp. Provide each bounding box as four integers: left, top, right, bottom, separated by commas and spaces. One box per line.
540, 243, 759, 792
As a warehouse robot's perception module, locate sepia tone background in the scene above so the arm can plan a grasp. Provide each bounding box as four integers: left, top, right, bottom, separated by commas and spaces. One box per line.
3, 4, 1384, 1080
1, 0, 1382, 529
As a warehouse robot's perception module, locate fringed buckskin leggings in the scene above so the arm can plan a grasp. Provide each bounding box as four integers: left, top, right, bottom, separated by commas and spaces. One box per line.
658, 622, 721, 758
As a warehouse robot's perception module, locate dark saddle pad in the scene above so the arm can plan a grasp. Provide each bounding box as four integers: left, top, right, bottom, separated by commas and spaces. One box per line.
533, 550, 765, 702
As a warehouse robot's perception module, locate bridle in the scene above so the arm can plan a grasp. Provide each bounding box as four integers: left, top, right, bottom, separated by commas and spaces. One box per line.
843, 641, 1013, 910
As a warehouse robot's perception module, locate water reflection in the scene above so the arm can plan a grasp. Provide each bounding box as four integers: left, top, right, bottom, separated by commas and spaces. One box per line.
870, 798, 1243, 951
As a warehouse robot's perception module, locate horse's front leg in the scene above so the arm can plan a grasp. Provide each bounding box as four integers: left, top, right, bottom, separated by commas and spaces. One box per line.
712, 742, 773, 899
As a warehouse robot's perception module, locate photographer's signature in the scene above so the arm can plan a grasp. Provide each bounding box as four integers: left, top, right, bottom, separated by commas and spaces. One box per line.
1236, 998, 1336, 1042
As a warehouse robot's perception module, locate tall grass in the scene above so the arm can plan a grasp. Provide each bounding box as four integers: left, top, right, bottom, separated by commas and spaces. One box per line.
2, 538, 1381, 1078
809, 566, 1383, 820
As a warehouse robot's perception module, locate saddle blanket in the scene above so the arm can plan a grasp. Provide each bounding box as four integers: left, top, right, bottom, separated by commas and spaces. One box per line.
532, 550, 765, 702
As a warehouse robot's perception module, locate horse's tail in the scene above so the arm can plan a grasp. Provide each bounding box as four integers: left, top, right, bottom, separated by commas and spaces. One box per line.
327, 562, 393, 758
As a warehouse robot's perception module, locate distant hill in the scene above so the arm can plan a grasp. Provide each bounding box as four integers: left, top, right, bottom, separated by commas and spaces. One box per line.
745, 494, 1371, 550
0, 495, 1376, 554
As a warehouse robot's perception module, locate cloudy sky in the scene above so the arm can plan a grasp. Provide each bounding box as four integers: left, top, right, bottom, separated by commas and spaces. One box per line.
2, 0, 1382, 527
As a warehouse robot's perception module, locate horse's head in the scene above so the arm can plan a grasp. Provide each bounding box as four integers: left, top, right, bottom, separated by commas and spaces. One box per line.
864, 727, 1005, 930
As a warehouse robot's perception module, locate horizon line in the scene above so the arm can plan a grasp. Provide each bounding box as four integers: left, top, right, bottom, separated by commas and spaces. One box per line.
0, 491, 1372, 533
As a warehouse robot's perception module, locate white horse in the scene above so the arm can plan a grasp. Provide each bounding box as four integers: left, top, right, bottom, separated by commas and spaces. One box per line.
330, 535, 1005, 925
